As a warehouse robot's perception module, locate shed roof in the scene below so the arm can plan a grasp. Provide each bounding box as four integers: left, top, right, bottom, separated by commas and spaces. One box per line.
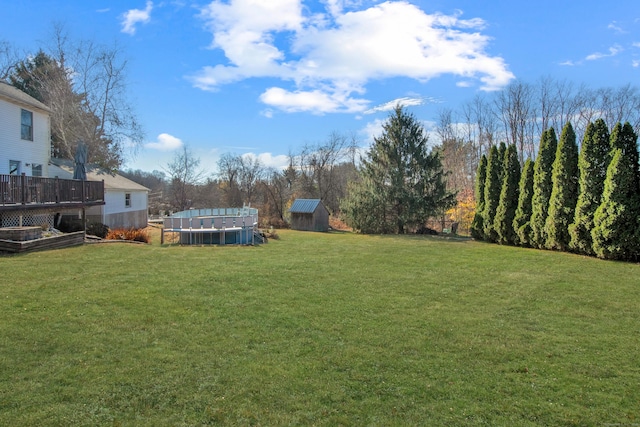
289, 199, 324, 214
0, 81, 51, 113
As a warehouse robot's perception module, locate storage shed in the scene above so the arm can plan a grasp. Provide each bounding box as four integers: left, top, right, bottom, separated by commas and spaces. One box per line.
289, 199, 329, 232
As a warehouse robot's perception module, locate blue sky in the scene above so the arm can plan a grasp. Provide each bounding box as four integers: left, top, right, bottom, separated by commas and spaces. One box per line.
2, 1, 639, 174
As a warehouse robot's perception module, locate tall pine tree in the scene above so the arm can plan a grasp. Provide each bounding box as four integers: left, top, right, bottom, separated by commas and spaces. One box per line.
545, 122, 579, 250
591, 123, 640, 260
513, 158, 535, 247
569, 119, 610, 254
530, 128, 558, 248
341, 105, 455, 234
470, 155, 488, 240
482, 145, 503, 242
495, 144, 521, 245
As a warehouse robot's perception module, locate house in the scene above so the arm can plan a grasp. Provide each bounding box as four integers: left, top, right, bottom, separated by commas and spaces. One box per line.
49, 159, 149, 229
1, 81, 104, 229
289, 199, 330, 232
0, 81, 51, 177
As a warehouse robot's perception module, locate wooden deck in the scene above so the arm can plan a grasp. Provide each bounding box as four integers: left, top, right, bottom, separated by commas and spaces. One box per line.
0, 174, 104, 211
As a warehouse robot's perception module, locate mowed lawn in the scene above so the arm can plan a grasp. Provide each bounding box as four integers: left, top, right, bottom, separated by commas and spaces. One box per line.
1, 230, 639, 426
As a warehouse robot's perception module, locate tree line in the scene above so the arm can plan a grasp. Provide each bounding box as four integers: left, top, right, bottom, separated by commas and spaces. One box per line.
122, 133, 360, 228
471, 120, 640, 261
122, 106, 456, 233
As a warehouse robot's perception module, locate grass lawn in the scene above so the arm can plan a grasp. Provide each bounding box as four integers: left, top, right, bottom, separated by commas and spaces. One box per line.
1, 229, 639, 426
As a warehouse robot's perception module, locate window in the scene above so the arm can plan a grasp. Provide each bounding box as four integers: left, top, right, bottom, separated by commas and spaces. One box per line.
21, 109, 33, 141
125, 193, 131, 208
9, 160, 20, 175
31, 164, 42, 177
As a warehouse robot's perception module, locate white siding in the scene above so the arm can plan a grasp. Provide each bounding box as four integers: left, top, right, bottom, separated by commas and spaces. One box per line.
104, 189, 147, 215
0, 97, 50, 176
86, 189, 148, 229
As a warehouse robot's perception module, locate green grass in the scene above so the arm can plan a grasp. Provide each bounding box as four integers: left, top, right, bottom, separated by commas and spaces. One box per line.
1, 230, 639, 426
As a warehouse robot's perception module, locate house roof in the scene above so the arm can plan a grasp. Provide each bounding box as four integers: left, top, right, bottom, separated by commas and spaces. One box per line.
0, 81, 51, 113
289, 199, 324, 214
48, 158, 149, 192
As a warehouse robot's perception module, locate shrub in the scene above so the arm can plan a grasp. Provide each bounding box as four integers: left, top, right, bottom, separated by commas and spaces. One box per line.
530, 128, 558, 248
545, 122, 579, 251
86, 222, 109, 238
57, 217, 84, 233
569, 119, 610, 254
513, 159, 535, 247
470, 155, 487, 240
106, 228, 150, 243
264, 227, 280, 240
495, 144, 521, 245
482, 145, 503, 242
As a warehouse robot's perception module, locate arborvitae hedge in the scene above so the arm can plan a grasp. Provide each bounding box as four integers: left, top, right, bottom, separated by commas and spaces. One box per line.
497, 142, 507, 183
610, 122, 640, 192
495, 144, 521, 245
513, 158, 535, 247
591, 149, 640, 260
470, 154, 487, 240
591, 122, 640, 260
470, 121, 640, 263
545, 122, 579, 251
569, 119, 610, 254
482, 145, 503, 242
530, 128, 557, 248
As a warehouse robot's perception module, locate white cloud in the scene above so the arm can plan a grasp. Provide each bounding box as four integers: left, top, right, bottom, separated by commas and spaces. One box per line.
608, 21, 626, 34
586, 45, 623, 61
260, 87, 369, 114
363, 96, 440, 114
121, 1, 153, 35
190, 0, 514, 114
145, 133, 184, 151
633, 60, 640, 68
361, 118, 385, 144
242, 152, 290, 169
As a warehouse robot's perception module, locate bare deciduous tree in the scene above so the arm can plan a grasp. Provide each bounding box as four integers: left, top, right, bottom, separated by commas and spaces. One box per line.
164, 145, 205, 212
494, 80, 537, 164
0, 39, 20, 80
461, 94, 498, 159
7, 24, 143, 169
294, 131, 354, 212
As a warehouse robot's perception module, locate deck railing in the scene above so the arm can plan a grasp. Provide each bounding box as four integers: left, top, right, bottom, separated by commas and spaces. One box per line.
0, 173, 104, 207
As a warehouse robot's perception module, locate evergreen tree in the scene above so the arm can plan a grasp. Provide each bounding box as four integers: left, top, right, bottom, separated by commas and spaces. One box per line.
495, 144, 521, 245
569, 119, 610, 254
513, 158, 535, 247
530, 128, 558, 248
592, 123, 640, 260
470, 154, 487, 240
610, 122, 640, 192
482, 145, 503, 242
497, 142, 507, 182
341, 105, 455, 234
341, 176, 390, 234
545, 122, 579, 250
592, 152, 640, 261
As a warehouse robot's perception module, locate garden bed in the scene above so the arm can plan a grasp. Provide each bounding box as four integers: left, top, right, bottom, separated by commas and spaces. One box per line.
0, 231, 84, 254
